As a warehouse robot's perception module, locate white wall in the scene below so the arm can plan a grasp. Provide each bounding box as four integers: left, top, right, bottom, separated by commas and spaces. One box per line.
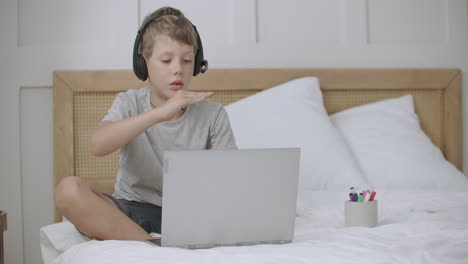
1, 0, 467, 263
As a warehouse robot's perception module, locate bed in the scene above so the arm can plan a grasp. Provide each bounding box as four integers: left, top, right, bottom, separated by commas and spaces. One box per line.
41, 68, 468, 264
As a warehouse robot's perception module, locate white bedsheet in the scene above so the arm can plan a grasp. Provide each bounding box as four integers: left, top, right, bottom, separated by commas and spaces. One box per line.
41, 190, 468, 264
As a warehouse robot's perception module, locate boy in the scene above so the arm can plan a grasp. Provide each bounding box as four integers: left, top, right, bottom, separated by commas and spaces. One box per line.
54, 6, 237, 241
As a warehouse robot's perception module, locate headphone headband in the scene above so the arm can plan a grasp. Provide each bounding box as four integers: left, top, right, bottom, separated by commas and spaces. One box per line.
133, 14, 208, 81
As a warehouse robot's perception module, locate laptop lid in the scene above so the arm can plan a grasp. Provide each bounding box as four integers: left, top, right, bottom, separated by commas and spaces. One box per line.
161, 148, 300, 248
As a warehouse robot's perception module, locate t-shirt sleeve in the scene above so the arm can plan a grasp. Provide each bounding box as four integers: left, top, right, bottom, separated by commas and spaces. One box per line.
209, 106, 238, 150
100, 93, 130, 125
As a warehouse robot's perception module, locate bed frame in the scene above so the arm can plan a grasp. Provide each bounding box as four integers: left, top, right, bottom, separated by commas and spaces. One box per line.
53, 68, 462, 222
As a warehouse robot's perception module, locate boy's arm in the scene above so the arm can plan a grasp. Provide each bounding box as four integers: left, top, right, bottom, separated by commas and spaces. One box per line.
89, 109, 165, 157
90, 90, 213, 157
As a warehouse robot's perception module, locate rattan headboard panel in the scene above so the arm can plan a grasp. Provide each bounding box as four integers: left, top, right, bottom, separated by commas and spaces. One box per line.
54, 69, 462, 222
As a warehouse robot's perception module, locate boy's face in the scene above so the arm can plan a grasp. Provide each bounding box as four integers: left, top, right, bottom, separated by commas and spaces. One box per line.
146, 34, 195, 102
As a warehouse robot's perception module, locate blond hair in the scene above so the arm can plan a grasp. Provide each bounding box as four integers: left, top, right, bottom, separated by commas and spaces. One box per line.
140, 7, 198, 59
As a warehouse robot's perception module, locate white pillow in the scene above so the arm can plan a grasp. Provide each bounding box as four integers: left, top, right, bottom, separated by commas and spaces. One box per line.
330, 95, 468, 191
225, 77, 367, 190
40, 221, 90, 263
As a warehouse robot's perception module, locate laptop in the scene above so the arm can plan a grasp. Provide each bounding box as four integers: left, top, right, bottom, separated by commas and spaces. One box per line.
152, 148, 300, 249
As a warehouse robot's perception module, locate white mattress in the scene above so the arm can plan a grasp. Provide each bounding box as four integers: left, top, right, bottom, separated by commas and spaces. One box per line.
41, 190, 468, 264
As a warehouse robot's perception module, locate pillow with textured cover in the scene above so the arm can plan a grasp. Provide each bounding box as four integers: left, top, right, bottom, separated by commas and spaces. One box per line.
225, 77, 368, 191
330, 95, 468, 191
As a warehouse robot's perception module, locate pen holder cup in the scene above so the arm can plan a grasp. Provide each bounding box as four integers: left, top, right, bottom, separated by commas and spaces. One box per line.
344, 200, 378, 227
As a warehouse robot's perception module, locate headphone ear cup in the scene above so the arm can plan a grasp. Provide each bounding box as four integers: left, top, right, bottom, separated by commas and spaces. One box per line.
132, 27, 149, 81
193, 50, 202, 76
134, 54, 148, 81
192, 25, 207, 76
199, 59, 208, 73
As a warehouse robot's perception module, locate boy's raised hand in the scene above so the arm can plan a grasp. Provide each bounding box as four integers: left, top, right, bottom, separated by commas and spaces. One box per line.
157, 90, 213, 121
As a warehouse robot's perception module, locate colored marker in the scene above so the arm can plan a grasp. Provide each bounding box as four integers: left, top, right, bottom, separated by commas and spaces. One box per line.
369, 191, 376, 201
361, 191, 367, 201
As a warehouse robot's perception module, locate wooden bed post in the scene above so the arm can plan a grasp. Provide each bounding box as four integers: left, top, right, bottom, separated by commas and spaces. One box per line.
53, 72, 75, 222
444, 70, 463, 171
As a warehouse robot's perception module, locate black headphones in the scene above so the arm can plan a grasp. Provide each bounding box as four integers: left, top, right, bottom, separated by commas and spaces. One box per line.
132, 15, 208, 81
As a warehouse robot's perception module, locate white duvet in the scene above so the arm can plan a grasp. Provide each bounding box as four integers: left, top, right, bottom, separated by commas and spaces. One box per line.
41, 190, 468, 264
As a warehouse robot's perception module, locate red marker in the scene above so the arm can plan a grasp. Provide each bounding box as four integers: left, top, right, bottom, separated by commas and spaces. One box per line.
368, 191, 376, 201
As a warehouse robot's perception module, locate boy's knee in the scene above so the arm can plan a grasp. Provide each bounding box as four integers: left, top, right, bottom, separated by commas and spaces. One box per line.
54, 176, 84, 210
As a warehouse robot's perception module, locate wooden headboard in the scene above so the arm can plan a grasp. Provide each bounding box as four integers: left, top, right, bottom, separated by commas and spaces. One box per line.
53, 68, 462, 222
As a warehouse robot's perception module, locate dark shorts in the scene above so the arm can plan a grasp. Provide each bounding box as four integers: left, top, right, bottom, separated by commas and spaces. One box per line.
77, 193, 162, 238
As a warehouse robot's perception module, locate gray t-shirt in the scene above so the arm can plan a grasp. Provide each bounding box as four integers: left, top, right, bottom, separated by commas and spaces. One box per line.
102, 87, 237, 206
